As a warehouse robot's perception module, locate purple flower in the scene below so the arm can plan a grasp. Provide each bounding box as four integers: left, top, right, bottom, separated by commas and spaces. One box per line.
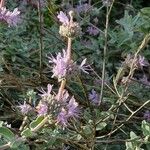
138, 55, 149, 68
0, 7, 20, 27
87, 26, 99, 36
144, 110, 150, 122
56, 94, 79, 126
49, 50, 89, 80
139, 74, 150, 86
49, 50, 69, 80
89, 89, 100, 104
76, 3, 92, 14
79, 58, 90, 74
18, 102, 32, 115
36, 102, 48, 116
57, 108, 68, 126
39, 84, 53, 97
57, 11, 69, 25
67, 96, 79, 118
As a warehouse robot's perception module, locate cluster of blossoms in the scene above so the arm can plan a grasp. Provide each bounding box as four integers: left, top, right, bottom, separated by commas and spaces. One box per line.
87, 25, 99, 36
38, 84, 79, 126
18, 101, 32, 115
123, 54, 149, 69
138, 74, 150, 87
0, 7, 20, 27
57, 92, 79, 126
89, 89, 100, 105
49, 49, 89, 81
48, 11, 89, 81
121, 55, 150, 85
57, 11, 81, 38
18, 84, 79, 127
76, 3, 92, 14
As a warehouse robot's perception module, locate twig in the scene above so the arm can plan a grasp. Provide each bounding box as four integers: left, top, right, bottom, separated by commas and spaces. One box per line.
99, 0, 115, 105
0, 142, 11, 150
38, 0, 44, 77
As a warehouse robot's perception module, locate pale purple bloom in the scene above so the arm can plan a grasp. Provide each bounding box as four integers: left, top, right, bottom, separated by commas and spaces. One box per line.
87, 26, 99, 36
139, 75, 150, 86
79, 58, 90, 74
57, 108, 68, 126
49, 50, 89, 80
49, 50, 69, 80
89, 89, 100, 104
76, 3, 92, 14
57, 11, 69, 25
37, 102, 48, 116
144, 110, 150, 122
18, 102, 32, 115
39, 84, 53, 97
67, 96, 79, 118
0, 7, 20, 27
57, 95, 79, 126
138, 55, 149, 68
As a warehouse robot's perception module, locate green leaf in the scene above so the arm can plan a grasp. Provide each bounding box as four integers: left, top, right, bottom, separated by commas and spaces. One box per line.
11, 144, 30, 150
0, 121, 3, 127
82, 125, 93, 135
130, 131, 138, 139
96, 122, 107, 131
141, 120, 150, 136
21, 128, 32, 138
10, 140, 22, 149
29, 116, 44, 129
0, 127, 15, 141
140, 7, 150, 17
126, 141, 134, 150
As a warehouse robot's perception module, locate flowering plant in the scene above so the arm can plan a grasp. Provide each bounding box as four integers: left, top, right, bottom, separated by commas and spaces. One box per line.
0, 0, 150, 150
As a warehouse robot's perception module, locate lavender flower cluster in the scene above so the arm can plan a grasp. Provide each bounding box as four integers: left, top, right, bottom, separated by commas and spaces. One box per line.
57, 11, 81, 38
0, 7, 20, 27
18, 11, 89, 127
19, 84, 79, 127
49, 50, 88, 81
124, 54, 149, 69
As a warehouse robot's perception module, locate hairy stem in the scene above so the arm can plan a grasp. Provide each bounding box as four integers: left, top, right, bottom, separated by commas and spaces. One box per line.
57, 79, 66, 100
38, 0, 44, 77
99, 0, 115, 105
66, 37, 72, 62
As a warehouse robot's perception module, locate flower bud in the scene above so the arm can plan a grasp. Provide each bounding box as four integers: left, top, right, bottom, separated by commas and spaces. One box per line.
59, 22, 81, 38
